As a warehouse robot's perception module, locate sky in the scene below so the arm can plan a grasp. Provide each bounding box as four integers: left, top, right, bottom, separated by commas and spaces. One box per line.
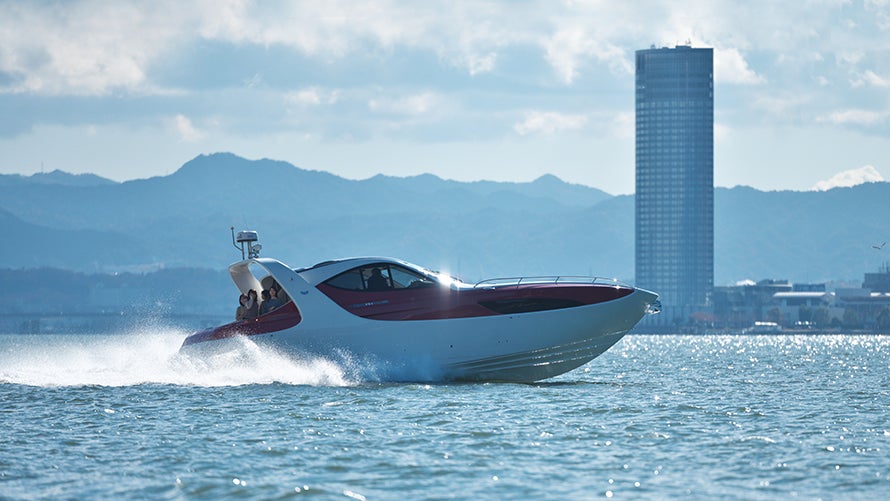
0, 0, 888, 195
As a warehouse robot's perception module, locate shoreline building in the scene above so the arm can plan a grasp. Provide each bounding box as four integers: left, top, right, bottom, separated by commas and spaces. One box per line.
635, 44, 714, 327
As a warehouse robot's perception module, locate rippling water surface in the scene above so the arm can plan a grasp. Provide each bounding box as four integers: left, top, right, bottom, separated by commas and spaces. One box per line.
1, 331, 889, 499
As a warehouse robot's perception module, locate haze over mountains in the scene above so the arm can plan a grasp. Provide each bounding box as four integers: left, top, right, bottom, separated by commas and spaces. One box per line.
2, 152, 888, 285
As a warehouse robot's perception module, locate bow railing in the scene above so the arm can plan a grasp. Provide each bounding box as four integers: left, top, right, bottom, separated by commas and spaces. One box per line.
473, 276, 628, 289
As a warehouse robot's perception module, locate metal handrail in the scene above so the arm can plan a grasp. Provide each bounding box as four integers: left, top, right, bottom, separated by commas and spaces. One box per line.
473, 276, 627, 289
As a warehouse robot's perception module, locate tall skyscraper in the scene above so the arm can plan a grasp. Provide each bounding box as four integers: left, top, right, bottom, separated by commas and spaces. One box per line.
635, 45, 713, 324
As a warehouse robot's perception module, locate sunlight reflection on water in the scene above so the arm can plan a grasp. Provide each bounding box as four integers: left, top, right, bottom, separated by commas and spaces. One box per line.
1, 333, 889, 499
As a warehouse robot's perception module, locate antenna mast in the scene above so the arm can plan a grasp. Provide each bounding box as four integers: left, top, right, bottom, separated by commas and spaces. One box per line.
231, 226, 261, 259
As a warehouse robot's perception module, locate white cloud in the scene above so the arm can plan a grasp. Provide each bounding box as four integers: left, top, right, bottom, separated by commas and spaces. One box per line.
286, 87, 340, 106
368, 92, 439, 115
195, 1, 512, 76
292, 90, 321, 106
0, 2, 186, 95
714, 122, 730, 142
243, 73, 263, 89
836, 50, 865, 67
812, 165, 884, 191
543, 28, 629, 84
752, 94, 810, 116
851, 70, 890, 88
2, 0, 890, 196
173, 114, 205, 142
866, 0, 890, 29
0, 0, 878, 98
612, 112, 634, 139
464, 52, 497, 76
818, 109, 887, 125
715, 47, 765, 85
514, 111, 587, 135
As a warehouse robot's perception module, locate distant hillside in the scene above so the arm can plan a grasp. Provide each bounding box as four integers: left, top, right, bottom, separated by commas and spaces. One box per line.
1, 153, 888, 284
0, 153, 619, 279
715, 183, 890, 283
0, 169, 115, 187
0, 207, 147, 271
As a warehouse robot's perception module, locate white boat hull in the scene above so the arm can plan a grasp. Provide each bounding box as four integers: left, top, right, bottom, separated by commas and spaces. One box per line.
183, 288, 656, 382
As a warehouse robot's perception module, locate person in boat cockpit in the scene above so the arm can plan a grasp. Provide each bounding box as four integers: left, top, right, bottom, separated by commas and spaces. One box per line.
367, 268, 391, 291
260, 288, 284, 314
241, 289, 259, 320
271, 283, 288, 304
260, 287, 281, 315
235, 294, 249, 321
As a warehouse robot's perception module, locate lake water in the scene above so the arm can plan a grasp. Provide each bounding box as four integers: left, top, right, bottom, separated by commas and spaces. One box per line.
1, 330, 888, 499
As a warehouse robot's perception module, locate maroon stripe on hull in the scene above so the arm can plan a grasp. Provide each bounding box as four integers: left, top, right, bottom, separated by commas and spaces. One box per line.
182, 302, 302, 346
317, 283, 634, 321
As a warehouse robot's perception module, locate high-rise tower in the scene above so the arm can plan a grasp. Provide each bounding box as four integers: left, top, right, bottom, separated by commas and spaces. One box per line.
635, 45, 713, 324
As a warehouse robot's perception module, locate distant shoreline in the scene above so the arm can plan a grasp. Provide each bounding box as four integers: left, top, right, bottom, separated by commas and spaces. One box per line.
2, 313, 885, 336
0, 313, 229, 335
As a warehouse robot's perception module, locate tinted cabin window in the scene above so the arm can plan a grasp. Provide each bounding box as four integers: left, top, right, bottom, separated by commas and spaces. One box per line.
390, 265, 435, 288
365, 267, 391, 291
324, 264, 436, 291
325, 268, 365, 291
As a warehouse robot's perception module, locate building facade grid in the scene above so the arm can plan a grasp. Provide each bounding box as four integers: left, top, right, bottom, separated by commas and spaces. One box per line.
635, 45, 714, 321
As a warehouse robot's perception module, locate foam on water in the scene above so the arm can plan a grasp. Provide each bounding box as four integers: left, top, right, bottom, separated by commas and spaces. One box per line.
0, 327, 356, 388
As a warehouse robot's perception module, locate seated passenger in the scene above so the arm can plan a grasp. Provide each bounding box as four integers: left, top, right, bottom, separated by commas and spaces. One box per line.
259, 289, 271, 314
243, 289, 260, 320
367, 268, 390, 291
235, 294, 249, 321
271, 283, 288, 304
269, 285, 285, 308
260, 288, 284, 314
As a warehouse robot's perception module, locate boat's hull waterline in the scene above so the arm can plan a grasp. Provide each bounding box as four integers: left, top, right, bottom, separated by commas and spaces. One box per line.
181, 256, 659, 382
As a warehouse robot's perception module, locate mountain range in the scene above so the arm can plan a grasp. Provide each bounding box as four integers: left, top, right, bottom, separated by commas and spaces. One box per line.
2, 152, 889, 285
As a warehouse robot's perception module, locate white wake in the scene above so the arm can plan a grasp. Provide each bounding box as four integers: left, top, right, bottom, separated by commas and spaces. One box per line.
0, 327, 355, 388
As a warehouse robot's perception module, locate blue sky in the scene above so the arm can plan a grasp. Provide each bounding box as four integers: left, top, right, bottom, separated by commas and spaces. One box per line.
0, 0, 888, 194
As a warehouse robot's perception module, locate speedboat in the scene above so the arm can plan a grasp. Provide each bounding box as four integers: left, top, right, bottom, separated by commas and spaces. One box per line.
180, 231, 660, 382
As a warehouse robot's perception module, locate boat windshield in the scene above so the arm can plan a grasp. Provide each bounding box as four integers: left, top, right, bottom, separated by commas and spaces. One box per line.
324, 263, 443, 292
422, 269, 471, 289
